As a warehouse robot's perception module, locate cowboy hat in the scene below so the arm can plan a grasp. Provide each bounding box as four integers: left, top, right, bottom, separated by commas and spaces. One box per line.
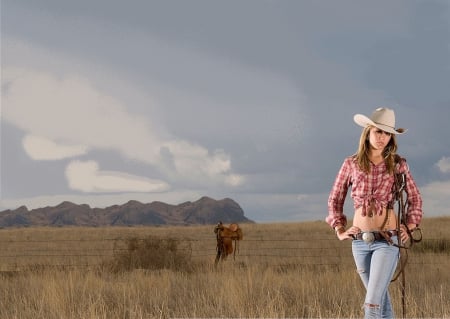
354, 107, 407, 135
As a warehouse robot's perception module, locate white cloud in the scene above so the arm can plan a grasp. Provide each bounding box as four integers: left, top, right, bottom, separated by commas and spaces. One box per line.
2, 66, 162, 163
23, 134, 88, 160
421, 180, 450, 217
65, 160, 170, 193
225, 174, 245, 187
2, 66, 242, 187
436, 157, 450, 173
161, 140, 230, 177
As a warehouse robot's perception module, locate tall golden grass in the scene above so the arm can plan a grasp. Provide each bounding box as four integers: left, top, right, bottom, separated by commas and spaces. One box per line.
0, 217, 448, 318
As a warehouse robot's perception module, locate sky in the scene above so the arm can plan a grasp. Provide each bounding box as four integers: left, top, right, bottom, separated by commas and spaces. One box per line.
1, 0, 449, 223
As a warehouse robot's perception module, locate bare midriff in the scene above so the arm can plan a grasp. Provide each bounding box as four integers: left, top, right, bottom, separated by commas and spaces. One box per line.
352, 207, 397, 232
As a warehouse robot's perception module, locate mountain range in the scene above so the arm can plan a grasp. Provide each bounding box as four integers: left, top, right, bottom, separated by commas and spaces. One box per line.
0, 196, 254, 227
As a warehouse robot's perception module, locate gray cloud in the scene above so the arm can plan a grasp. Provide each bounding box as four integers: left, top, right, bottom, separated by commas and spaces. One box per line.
1, 0, 449, 222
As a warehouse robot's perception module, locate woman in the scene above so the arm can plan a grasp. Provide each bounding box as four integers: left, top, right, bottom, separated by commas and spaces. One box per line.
326, 107, 423, 319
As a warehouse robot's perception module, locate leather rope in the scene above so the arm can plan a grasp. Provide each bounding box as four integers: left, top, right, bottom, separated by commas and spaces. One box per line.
391, 171, 422, 319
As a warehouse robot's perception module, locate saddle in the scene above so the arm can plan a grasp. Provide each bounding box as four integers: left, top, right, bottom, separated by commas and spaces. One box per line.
214, 221, 243, 265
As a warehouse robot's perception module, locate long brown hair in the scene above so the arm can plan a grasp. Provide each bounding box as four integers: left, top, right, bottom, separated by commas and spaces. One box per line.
355, 126, 398, 174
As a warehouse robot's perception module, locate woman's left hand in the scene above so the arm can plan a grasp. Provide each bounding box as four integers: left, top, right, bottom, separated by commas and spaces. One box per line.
399, 224, 415, 243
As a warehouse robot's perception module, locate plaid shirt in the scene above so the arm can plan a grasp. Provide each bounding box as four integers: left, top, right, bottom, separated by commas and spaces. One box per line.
326, 155, 423, 228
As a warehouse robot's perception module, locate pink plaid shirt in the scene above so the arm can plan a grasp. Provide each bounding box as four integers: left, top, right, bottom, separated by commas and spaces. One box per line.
326, 155, 423, 228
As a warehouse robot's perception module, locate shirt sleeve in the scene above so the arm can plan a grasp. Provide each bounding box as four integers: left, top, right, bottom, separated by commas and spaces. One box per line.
398, 159, 424, 226
326, 157, 352, 228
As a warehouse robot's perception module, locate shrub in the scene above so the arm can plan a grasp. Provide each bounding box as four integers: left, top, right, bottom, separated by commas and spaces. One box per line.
107, 236, 193, 273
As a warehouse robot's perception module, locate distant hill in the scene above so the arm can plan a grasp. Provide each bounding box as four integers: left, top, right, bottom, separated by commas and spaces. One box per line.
0, 197, 254, 227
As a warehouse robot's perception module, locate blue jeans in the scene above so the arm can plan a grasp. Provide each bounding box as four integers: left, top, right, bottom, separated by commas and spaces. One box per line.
352, 236, 400, 319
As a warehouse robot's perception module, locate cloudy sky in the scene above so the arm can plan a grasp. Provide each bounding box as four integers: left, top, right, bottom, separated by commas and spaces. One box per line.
1, 0, 449, 223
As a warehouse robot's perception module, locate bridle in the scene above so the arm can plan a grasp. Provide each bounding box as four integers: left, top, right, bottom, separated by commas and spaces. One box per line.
391, 170, 423, 319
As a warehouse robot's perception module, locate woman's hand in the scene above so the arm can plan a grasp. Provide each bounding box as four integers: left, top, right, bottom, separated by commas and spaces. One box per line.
399, 224, 416, 243
336, 226, 360, 241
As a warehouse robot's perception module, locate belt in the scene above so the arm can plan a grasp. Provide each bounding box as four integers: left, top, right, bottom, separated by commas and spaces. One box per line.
353, 230, 398, 243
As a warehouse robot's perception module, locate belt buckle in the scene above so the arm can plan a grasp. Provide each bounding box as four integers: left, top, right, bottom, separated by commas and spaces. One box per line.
362, 232, 375, 244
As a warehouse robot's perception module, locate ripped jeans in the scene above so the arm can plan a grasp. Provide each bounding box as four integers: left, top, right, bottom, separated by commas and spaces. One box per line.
352, 236, 399, 319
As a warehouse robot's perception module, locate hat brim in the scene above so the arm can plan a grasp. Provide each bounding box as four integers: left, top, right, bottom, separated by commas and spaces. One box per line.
354, 114, 407, 135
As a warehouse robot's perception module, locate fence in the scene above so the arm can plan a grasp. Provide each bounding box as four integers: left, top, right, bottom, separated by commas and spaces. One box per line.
0, 233, 447, 271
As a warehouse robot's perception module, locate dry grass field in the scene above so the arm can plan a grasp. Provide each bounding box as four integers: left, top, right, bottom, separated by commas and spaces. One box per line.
0, 217, 448, 318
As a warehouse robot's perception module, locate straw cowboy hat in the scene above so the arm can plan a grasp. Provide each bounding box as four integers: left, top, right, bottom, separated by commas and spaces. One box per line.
354, 107, 407, 135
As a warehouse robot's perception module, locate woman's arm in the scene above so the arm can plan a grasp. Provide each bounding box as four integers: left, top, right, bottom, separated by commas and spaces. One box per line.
326, 157, 352, 229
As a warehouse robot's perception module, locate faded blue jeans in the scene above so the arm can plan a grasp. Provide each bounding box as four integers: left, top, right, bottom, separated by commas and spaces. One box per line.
352, 236, 400, 319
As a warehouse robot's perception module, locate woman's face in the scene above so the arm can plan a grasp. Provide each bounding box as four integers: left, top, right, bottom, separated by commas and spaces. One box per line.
368, 127, 392, 151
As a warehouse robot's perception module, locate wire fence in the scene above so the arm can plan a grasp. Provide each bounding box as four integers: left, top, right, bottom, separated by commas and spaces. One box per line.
1, 235, 447, 271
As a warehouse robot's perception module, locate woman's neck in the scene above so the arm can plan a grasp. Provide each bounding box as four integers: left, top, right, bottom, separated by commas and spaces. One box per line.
369, 150, 384, 165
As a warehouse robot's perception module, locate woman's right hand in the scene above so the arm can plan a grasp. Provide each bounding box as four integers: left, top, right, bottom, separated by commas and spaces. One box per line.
336, 226, 360, 241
